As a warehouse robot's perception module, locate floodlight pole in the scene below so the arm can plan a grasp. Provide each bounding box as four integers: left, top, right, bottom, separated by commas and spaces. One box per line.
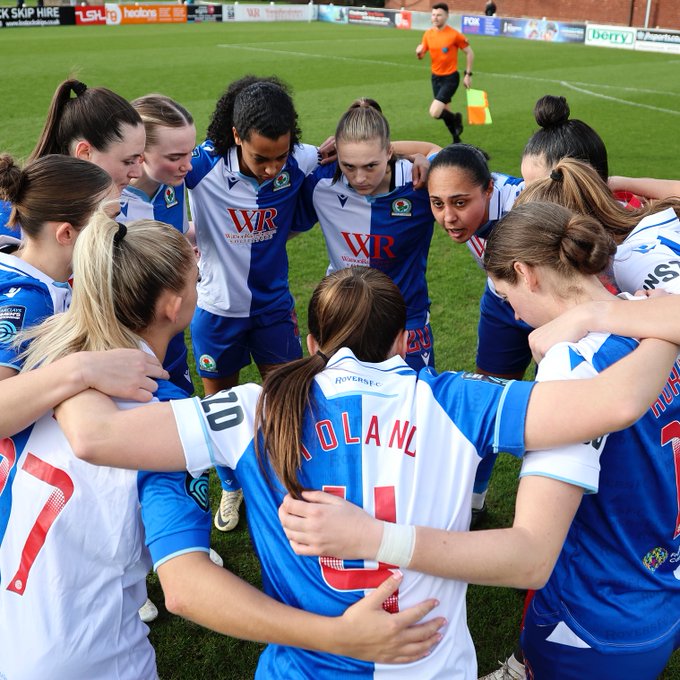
644, 0, 652, 28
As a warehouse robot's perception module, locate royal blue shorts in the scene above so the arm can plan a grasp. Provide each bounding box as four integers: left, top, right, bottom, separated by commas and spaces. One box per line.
191, 304, 302, 378
406, 321, 436, 372
521, 596, 678, 680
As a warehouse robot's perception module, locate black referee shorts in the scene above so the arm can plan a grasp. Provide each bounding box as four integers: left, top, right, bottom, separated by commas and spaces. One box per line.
431, 72, 460, 104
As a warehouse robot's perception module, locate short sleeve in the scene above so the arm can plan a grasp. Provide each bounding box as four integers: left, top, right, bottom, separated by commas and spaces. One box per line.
0, 286, 53, 370
520, 343, 607, 492
170, 384, 261, 477
138, 469, 212, 569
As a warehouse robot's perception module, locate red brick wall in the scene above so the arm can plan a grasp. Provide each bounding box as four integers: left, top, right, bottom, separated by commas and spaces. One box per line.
386, 1, 680, 30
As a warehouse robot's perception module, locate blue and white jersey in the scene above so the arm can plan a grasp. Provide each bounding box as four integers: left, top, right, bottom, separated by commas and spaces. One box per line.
139, 379, 211, 570
120, 183, 190, 235
0, 200, 21, 250
118, 188, 194, 396
171, 349, 534, 679
298, 160, 434, 329
186, 141, 319, 318
0, 253, 71, 371
524, 331, 680, 652
466, 172, 524, 270
614, 207, 680, 295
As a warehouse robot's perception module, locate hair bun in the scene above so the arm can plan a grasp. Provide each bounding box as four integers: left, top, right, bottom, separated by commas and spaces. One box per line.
534, 95, 570, 129
0, 154, 24, 202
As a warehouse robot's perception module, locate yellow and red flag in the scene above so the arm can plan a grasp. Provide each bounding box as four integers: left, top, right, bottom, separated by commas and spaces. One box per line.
466, 89, 492, 125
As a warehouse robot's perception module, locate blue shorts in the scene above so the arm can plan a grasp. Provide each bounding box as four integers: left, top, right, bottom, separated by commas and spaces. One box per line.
191, 305, 302, 378
476, 282, 533, 376
405, 322, 435, 372
431, 72, 460, 104
521, 597, 678, 680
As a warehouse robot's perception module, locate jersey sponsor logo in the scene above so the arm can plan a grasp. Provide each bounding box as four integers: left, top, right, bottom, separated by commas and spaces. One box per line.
227, 176, 239, 190
340, 231, 396, 262
199, 354, 217, 372
0, 305, 26, 343
184, 471, 210, 511
272, 171, 291, 192
225, 208, 278, 244
164, 186, 178, 209
641, 260, 680, 290
337, 194, 349, 208
642, 546, 668, 572
391, 198, 412, 217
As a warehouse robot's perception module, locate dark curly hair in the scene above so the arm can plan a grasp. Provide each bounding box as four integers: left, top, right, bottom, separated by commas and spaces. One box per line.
206, 75, 301, 157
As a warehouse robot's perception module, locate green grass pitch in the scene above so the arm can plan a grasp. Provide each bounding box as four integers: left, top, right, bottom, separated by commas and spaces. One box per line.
1, 19, 678, 678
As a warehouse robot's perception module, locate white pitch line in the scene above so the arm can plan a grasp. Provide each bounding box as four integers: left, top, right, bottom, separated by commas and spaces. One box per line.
216, 43, 409, 69
217, 43, 680, 108
559, 80, 680, 115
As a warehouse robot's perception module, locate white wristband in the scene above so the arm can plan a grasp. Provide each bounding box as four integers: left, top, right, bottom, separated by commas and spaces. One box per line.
375, 522, 416, 567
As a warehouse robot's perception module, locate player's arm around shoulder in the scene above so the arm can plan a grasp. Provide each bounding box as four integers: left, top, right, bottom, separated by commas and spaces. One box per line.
524, 337, 678, 451
55, 388, 186, 470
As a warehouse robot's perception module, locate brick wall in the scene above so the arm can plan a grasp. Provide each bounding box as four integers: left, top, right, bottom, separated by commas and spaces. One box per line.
386, 1, 680, 30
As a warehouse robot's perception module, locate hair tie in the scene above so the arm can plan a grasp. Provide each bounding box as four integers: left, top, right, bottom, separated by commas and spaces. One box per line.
113, 221, 127, 246
316, 350, 329, 365
72, 81, 88, 97
550, 168, 563, 182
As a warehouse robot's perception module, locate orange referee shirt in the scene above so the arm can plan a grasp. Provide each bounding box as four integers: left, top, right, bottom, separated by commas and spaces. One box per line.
421, 25, 469, 76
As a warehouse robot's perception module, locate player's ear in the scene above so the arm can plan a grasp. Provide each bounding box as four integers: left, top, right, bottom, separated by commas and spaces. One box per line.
54, 222, 77, 246
306, 333, 318, 357
232, 127, 242, 146
72, 140, 93, 161
391, 329, 409, 360
513, 261, 539, 291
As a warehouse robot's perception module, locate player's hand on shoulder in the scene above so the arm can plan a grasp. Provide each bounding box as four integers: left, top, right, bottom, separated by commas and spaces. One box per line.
79, 348, 169, 402
528, 303, 596, 363
411, 153, 430, 190
317, 136, 337, 166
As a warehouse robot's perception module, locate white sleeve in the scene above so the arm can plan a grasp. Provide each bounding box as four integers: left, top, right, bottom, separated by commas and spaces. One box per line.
170, 384, 261, 478
293, 143, 321, 176
520, 343, 606, 493
615, 226, 680, 295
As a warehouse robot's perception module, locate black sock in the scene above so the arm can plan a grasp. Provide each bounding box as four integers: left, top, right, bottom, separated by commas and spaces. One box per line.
439, 110, 462, 142
439, 109, 457, 133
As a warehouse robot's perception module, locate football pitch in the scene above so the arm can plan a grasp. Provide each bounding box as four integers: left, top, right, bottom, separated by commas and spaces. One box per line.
1, 19, 678, 678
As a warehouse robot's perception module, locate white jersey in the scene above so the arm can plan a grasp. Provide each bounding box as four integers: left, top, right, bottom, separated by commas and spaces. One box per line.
170, 350, 534, 679
614, 207, 680, 294
0, 407, 156, 680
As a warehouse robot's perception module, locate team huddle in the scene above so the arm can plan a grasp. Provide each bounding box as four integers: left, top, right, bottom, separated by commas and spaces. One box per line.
0, 39, 679, 680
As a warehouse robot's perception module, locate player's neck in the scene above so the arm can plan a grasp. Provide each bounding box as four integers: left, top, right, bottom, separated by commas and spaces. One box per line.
137, 326, 169, 364
17, 240, 71, 283
130, 173, 162, 200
